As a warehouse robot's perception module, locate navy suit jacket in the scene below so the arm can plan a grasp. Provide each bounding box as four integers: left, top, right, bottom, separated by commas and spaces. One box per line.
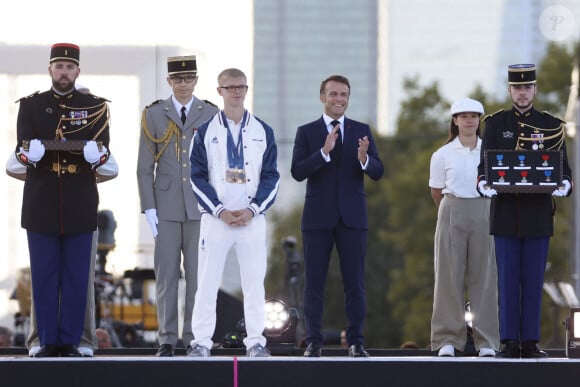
291, 117, 384, 231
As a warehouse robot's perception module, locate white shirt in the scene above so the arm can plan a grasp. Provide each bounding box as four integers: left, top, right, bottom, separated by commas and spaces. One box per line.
429, 136, 481, 198
171, 95, 193, 117
223, 116, 246, 210
323, 113, 344, 140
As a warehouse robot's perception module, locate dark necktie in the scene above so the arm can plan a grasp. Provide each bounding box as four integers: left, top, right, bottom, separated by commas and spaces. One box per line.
180, 106, 187, 124
331, 120, 342, 160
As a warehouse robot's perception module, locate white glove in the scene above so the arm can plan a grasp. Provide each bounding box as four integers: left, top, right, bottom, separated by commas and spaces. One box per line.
83, 140, 107, 164
144, 208, 158, 238
478, 180, 497, 198
552, 180, 571, 197
96, 153, 118, 177
20, 139, 45, 164
6, 151, 26, 180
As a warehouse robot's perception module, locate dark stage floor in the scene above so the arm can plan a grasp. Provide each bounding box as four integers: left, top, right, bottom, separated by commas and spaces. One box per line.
2, 348, 580, 387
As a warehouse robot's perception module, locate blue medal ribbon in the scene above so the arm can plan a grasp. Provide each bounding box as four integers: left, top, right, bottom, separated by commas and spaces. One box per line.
221, 110, 247, 169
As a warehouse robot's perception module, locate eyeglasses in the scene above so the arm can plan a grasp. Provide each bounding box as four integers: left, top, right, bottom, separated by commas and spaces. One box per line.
171, 75, 196, 84
219, 85, 249, 93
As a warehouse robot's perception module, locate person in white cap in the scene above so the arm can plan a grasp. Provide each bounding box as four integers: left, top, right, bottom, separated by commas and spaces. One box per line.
429, 97, 499, 357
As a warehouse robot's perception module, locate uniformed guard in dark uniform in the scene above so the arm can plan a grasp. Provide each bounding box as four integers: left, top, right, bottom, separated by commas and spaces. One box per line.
477, 64, 573, 358
14, 43, 111, 357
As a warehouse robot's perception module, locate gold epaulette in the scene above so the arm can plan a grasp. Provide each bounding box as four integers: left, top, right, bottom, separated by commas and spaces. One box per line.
14, 91, 39, 103
541, 111, 566, 123
203, 99, 218, 108
145, 99, 163, 109
141, 107, 181, 162
87, 93, 111, 103
482, 109, 504, 122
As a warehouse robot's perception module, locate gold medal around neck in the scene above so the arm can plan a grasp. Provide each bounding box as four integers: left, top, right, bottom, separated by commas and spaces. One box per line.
226, 168, 246, 183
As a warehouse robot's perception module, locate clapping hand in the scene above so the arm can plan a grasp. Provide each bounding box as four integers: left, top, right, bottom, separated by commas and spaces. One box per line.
357, 136, 369, 164
321, 124, 341, 156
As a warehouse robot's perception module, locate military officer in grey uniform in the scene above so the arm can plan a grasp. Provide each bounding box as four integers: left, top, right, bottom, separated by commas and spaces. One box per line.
137, 55, 218, 356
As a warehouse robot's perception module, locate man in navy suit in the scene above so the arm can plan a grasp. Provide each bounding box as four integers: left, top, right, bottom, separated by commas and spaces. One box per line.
291, 75, 384, 357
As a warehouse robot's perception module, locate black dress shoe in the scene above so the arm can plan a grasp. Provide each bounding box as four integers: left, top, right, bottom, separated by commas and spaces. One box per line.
349, 344, 370, 357
304, 342, 322, 357
59, 344, 83, 357
156, 344, 175, 357
34, 344, 60, 358
495, 340, 520, 358
521, 341, 548, 358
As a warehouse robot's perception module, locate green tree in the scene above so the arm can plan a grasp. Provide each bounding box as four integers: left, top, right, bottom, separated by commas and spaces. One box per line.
385, 78, 449, 347
536, 42, 576, 114
534, 42, 576, 347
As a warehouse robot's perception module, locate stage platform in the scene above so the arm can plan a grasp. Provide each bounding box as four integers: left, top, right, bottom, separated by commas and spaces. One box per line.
2, 348, 580, 387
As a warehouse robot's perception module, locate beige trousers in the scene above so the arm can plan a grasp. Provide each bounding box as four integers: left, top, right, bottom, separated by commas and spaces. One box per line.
431, 195, 499, 351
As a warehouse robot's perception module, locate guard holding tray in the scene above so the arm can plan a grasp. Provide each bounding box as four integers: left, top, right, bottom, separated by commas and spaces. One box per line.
476, 64, 572, 358
13, 43, 111, 357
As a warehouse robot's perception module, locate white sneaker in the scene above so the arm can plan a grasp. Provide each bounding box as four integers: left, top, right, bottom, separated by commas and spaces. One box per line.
479, 347, 495, 357
78, 347, 94, 357
246, 344, 271, 358
437, 344, 455, 357
28, 346, 41, 357
187, 344, 211, 357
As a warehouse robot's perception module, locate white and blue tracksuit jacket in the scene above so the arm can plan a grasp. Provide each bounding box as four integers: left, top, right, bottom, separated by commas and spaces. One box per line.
190, 111, 279, 216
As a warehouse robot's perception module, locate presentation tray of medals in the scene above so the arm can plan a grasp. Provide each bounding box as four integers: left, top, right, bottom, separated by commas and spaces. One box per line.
484, 150, 563, 193
22, 139, 103, 152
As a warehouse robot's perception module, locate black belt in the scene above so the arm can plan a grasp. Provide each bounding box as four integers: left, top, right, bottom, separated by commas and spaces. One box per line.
43, 162, 90, 175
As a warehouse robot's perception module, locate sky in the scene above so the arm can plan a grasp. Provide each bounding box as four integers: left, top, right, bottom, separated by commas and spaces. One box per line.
0, 0, 255, 332
0, 0, 255, 104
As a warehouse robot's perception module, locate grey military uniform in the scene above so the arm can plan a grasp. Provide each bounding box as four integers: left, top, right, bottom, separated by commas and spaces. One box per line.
137, 96, 218, 346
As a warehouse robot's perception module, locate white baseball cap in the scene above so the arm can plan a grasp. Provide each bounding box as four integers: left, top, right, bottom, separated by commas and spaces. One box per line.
450, 97, 484, 116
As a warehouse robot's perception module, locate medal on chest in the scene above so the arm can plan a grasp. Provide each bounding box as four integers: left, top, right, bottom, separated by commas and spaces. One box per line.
530, 133, 544, 150
223, 110, 247, 184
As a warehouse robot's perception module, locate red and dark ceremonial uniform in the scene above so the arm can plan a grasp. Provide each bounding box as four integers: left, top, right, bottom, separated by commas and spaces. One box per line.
477, 106, 572, 346
15, 88, 111, 348
17, 89, 110, 233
